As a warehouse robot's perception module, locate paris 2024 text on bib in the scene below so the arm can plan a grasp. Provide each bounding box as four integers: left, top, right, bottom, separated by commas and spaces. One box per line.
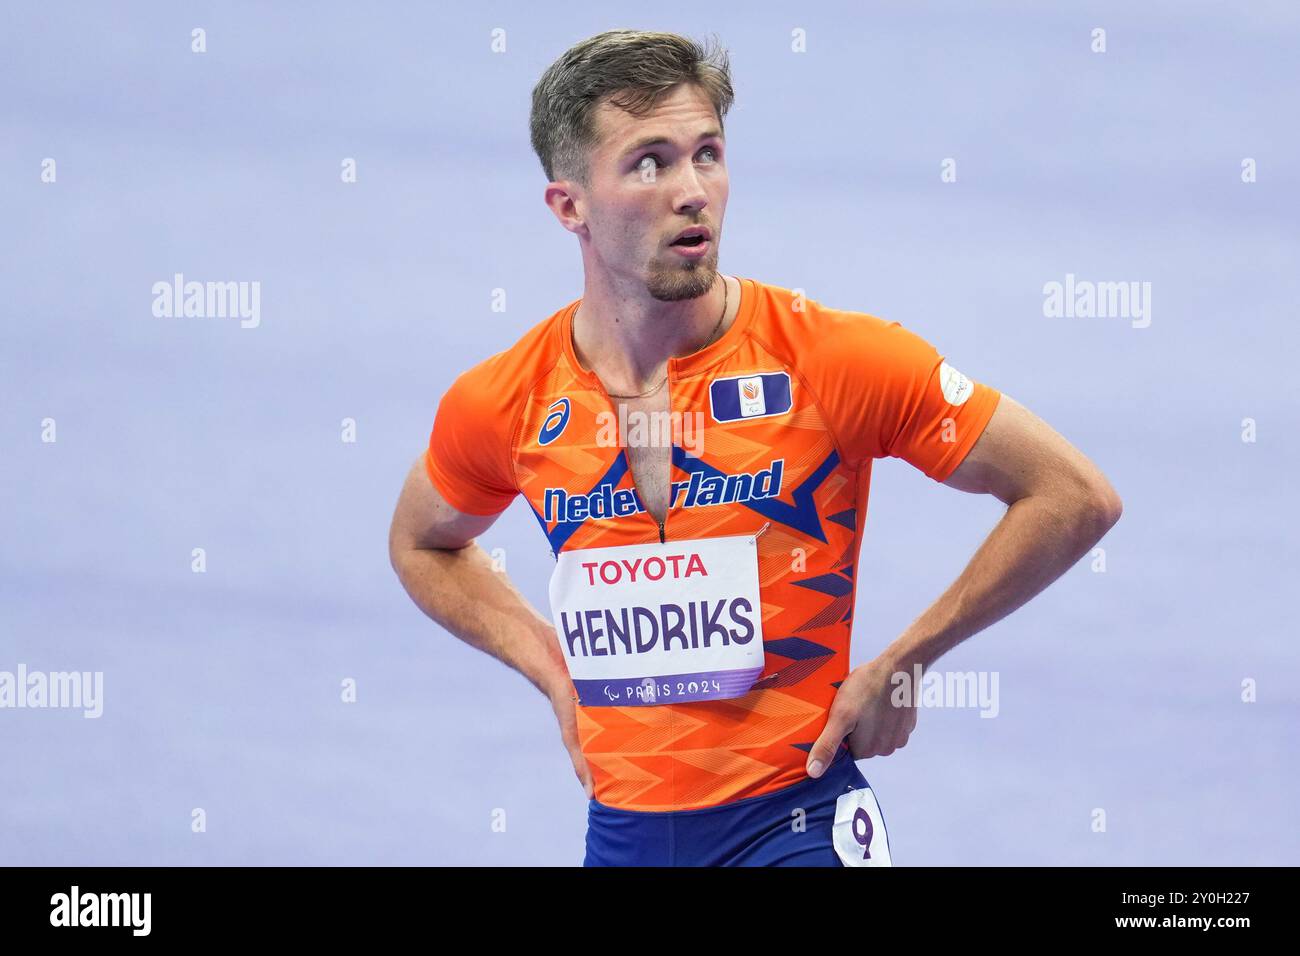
548, 532, 766, 707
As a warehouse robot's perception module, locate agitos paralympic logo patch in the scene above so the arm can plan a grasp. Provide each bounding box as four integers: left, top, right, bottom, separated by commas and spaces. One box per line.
710, 371, 792, 422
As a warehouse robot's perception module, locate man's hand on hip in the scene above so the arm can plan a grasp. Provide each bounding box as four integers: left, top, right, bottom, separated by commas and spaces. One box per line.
806, 654, 917, 778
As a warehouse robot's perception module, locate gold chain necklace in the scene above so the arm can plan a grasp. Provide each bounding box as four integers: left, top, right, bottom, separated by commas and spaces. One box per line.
605, 278, 729, 400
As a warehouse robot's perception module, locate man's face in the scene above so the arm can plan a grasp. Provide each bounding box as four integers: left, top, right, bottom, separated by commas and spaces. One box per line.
579, 83, 728, 303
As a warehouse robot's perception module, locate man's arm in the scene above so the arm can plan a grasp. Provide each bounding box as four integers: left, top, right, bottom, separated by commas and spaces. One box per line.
806, 393, 1122, 775
388, 454, 591, 796
897, 392, 1122, 668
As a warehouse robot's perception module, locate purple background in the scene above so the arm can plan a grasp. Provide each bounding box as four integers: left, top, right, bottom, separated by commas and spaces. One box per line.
2, 2, 1296, 865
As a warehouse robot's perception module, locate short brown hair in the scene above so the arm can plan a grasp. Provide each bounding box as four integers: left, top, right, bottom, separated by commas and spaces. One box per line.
529, 29, 735, 186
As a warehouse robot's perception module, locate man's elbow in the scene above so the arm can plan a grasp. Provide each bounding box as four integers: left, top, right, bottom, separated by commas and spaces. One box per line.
1084, 480, 1123, 535
389, 542, 411, 583
388, 523, 418, 580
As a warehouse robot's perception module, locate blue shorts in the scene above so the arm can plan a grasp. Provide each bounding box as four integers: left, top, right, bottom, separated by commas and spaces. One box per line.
583, 745, 893, 867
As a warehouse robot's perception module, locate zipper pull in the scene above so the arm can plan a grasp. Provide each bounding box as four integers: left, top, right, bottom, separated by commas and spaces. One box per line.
658, 519, 666, 543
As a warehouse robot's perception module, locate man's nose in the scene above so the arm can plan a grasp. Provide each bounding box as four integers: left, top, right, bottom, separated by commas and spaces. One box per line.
673, 165, 709, 214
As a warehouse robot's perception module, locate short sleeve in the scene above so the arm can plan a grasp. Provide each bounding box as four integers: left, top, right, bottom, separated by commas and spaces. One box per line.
425, 367, 520, 516
805, 309, 1002, 482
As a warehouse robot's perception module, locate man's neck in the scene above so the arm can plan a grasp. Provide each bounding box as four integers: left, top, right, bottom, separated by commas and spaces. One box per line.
571, 272, 733, 395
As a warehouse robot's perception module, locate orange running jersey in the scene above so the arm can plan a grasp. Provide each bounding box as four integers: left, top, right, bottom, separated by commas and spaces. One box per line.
425, 276, 1002, 811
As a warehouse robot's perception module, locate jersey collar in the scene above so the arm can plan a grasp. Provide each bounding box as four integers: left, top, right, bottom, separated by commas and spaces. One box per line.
560, 275, 758, 387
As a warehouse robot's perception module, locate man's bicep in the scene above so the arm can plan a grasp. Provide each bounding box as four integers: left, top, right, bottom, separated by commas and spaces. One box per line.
389, 453, 505, 554
942, 394, 1120, 511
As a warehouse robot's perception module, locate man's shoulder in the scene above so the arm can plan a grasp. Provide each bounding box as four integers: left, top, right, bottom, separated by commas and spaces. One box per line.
745, 277, 897, 362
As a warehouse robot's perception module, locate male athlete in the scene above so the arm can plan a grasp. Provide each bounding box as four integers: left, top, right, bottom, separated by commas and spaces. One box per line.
388, 29, 1122, 866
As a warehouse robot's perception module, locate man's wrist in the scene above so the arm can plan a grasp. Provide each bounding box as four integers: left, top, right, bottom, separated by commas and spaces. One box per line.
529, 623, 572, 700
538, 668, 574, 701
879, 639, 932, 677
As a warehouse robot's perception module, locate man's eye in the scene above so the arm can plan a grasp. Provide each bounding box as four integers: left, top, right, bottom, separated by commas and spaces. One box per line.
637, 147, 720, 173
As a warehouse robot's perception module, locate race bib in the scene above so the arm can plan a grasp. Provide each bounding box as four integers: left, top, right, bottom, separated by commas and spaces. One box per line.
548, 533, 766, 707
832, 785, 893, 867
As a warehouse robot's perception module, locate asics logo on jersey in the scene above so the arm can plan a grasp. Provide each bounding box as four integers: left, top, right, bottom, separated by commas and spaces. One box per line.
543, 459, 785, 524
538, 397, 571, 445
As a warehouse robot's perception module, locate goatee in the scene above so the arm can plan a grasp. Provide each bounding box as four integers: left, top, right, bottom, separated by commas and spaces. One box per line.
646, 254, 719, 302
